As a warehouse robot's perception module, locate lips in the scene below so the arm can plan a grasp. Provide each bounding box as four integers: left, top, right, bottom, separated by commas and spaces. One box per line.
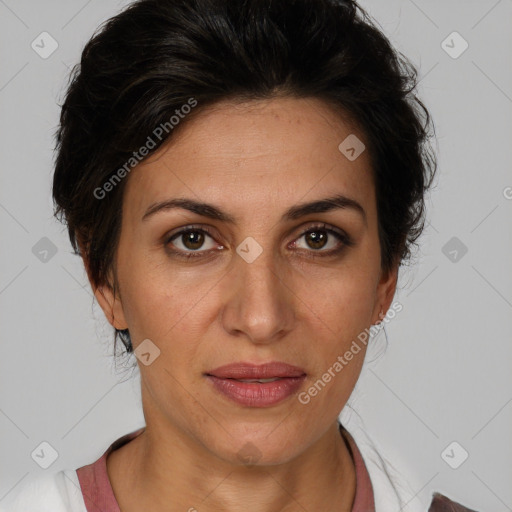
205, 362, 307, 407
205, 362, 307, 406
206, 361, 306, 380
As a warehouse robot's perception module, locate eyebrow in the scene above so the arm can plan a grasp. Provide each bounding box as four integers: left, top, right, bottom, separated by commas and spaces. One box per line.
142, 193, 367, 226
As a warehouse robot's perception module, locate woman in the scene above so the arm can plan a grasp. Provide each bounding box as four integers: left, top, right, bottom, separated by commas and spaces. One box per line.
2, 0, 480, 510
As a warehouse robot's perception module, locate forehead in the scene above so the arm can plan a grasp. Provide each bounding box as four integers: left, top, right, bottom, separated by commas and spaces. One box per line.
123, 96, 375, 223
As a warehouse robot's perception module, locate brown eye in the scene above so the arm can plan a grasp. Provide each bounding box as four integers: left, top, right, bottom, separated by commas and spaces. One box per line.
165, 226, 219, 257
294, 224, 351, 255
181, 231, 206, 250
304, 230, 329, 250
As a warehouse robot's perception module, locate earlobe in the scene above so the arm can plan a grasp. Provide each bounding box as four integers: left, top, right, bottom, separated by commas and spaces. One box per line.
93, 283, 128, 331
79, 239, 128, 331
373, 263, 399, 324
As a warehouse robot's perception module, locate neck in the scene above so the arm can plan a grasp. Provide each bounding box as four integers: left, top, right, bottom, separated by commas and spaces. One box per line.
107, 420, 356, 512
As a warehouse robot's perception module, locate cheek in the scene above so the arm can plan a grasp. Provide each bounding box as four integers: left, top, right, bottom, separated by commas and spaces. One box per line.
291, 232, 380, 333
297, 265, 377, 336
117, 254, 217, 351
294, 269, 376, 393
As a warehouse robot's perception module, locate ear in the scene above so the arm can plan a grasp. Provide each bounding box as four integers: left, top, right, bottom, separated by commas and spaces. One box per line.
93, 280, 129, 331
371, 261, 399, 325
79, 239, 128, 331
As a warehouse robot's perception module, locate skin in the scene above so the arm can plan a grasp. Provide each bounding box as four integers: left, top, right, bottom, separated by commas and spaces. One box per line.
86, 96, 398, 511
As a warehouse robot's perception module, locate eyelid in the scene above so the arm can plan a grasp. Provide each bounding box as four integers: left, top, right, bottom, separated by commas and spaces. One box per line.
296, 222, 351, 243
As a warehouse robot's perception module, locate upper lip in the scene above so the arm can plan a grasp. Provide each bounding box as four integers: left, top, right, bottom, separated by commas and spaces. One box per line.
206, 362, 306, 379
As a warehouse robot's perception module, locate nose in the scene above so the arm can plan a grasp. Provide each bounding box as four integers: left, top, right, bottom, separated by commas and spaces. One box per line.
220, 245, 296, 346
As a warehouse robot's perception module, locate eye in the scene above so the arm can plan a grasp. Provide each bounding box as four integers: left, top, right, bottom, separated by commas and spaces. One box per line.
292, 223, 353, 257
164, 222, 353, 260
165, 225, 221, 259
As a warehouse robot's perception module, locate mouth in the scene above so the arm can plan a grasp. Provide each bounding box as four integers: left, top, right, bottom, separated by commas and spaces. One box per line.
206, 361, 307, 380
205, 361, 307, 407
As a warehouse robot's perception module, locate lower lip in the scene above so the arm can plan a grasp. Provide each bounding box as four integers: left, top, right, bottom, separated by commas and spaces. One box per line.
206, 375, 306, 407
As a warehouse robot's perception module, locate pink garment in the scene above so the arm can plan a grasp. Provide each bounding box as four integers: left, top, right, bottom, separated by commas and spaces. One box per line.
76, 424, 375, 511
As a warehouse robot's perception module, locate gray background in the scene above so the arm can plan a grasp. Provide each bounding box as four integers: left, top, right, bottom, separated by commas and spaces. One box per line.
1, 1, 511, 510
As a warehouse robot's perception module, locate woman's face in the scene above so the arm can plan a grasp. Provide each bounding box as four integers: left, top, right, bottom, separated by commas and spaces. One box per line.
95, 96, 397, 465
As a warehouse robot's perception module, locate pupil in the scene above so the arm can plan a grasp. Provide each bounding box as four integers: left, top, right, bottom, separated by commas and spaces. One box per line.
184, 231, 204, 250
307, 230, 326, 249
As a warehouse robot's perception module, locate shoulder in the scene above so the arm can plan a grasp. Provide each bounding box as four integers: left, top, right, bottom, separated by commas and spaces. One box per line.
341, 419, 481, 512
428, 492, 480, 512
0, 470, 87, 512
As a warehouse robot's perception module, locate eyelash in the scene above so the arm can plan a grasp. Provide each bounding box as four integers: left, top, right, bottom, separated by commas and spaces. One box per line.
164, 223, 354, 261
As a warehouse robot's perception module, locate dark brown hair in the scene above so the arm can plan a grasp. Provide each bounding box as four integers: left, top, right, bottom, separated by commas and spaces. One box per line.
52, 0, 437, 355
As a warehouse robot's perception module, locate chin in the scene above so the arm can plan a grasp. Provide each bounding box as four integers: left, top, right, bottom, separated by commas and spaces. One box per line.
206, 423, 309, 467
